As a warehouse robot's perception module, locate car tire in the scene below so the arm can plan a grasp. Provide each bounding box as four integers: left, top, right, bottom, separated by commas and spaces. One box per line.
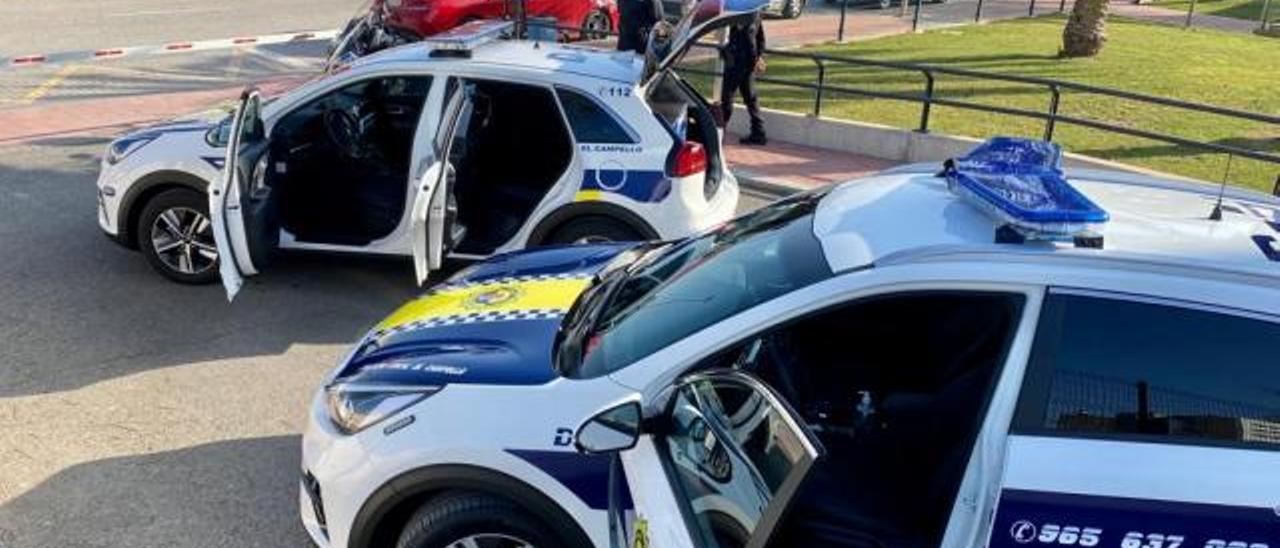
545, 216, 643, 245
580, 10, 612, 40
136, 188, 220, 285
781, 0, 806, 19
395, 492, 566, 548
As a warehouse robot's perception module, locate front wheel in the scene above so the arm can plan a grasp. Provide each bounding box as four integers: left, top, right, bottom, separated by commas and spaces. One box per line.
395, 492, 565, 548
544, 216, 643, 245
136, 188, 219, 285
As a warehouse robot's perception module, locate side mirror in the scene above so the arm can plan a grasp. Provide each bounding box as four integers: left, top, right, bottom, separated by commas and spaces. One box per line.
575, 401, 642, 454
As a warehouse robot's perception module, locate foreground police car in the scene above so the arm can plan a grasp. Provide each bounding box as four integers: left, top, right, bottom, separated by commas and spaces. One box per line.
570, 139, 1280, 548
96, 5, 756, 297
301, 137, 1280, 548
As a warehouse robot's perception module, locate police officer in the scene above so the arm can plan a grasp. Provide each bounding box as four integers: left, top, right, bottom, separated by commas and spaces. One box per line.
720, 13, 767, 145
618, 0, 664, 53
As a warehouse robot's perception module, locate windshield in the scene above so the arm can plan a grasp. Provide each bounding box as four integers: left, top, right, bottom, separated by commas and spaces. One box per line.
563, 190, 831, 379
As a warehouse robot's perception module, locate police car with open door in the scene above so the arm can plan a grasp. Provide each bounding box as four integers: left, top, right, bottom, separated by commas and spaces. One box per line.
570, 138, 1280, 548
98, 6, 758, 297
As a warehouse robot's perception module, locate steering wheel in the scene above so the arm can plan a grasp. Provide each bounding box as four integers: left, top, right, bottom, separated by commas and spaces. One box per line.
323, 107, 366, 160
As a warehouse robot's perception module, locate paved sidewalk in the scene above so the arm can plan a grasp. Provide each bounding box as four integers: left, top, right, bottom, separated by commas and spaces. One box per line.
762, 0, 1087, 50
1109, 0, 1263, 33
725, 133, 898, 191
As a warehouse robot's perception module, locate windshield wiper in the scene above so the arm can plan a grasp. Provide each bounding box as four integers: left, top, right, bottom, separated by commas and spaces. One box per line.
553, 266, 632, 375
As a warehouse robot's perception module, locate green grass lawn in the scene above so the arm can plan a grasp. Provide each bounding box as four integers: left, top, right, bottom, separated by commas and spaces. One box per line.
1153, 0, 1273, 22
681, 15, 1280, 191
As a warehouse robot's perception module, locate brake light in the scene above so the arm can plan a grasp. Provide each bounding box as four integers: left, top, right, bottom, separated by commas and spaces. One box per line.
671, 141, 706, 178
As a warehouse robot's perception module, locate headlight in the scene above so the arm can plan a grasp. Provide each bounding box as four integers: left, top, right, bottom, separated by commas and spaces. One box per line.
106, 135, 157, 165
325, 382, 440, 434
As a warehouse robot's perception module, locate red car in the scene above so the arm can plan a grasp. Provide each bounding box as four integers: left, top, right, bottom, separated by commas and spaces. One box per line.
376, 0, 617, 40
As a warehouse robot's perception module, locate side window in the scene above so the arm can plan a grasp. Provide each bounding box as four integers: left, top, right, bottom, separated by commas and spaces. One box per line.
1014, 293, 1280, 448
556, 88, 636, 144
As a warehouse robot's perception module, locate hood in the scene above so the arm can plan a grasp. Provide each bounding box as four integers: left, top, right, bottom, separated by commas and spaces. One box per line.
336, 243, 641, 387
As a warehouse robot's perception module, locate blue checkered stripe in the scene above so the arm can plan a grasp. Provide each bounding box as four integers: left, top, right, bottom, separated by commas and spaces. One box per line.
371, 308, 566, 339
435, 272, 591, 292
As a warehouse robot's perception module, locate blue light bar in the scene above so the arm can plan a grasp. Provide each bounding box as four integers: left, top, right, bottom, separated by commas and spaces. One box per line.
423, 20, 513, 52
945, 137, 1109, 240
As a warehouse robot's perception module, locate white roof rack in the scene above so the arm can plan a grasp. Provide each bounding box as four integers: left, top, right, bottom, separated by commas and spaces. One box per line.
424, 20, 514, 55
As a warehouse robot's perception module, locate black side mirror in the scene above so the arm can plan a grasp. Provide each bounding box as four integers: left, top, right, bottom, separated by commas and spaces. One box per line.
575, 401, 642, 454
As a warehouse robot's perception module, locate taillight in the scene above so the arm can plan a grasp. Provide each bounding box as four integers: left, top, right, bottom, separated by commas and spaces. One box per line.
671, 141, 706, 178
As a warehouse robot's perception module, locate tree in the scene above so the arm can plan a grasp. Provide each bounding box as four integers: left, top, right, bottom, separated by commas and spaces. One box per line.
1061, 0, 1108, 57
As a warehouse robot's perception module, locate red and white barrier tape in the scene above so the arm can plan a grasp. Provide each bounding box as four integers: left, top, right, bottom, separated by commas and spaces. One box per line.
4, 29, 338, 70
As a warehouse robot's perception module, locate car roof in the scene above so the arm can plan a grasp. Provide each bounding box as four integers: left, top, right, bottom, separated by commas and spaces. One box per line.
814, 165, 1280, 281
352, 39, 644, 84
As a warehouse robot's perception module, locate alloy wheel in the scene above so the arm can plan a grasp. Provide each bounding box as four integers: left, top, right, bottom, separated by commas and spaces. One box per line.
149, 206, 217, 275
581, 11, 610, 40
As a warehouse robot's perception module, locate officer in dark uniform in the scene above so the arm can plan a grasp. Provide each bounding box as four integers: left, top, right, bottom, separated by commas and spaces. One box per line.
720, 13, 767, 145
618, 0, 664, 53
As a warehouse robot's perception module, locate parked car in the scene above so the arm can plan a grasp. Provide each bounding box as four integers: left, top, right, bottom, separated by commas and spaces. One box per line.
96, 15, 743, 299
574, 138, 1280, 548
301, 136, 1280, 548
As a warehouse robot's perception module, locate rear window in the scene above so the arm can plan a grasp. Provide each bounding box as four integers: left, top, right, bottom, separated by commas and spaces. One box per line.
1014, 293, 1280, 449
556, 88, 635, 144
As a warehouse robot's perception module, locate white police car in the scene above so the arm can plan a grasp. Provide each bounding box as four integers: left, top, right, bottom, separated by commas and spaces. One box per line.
94, 5, 759, 298
569, 138, 1280, 548
301, 136, 1280, 548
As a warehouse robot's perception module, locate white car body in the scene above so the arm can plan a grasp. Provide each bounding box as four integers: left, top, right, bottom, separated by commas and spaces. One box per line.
96, 19, 740, 296
586, 158, 1280, 548
301, 137, 1280, 548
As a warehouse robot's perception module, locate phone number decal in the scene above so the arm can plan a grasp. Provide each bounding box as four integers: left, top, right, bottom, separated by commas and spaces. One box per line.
990, 490, 1276, 548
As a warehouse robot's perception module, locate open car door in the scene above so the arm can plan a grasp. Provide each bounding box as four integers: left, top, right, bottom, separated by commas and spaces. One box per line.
610, 371, 824, 548
409, 81, 471, 284
641, 0, 770, 87
209, 89, 278, 301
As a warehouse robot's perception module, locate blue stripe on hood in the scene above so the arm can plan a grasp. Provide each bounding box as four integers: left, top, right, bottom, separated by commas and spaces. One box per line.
337, 242, 642, 387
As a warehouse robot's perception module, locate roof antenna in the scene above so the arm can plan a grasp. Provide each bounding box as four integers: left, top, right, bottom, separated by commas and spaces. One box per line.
1209, 153, 1234, 221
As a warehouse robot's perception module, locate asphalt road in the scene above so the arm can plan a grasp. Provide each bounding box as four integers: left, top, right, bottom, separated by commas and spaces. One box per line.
0, 0, 356, 57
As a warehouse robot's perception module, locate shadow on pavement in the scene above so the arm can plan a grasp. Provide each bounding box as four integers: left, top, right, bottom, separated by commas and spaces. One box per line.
0, 435, 310, 548
0, 139, 427, 398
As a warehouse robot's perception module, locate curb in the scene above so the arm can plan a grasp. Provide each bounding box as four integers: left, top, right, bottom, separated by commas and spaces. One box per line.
731, 168, 810, 197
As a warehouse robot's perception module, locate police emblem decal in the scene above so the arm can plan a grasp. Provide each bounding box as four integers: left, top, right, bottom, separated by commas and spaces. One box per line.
1010, 521, 1037, 544
464, 286, 522, 309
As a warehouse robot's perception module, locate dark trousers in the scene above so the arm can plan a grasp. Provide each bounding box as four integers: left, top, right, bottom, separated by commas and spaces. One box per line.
720, 65, 764, 136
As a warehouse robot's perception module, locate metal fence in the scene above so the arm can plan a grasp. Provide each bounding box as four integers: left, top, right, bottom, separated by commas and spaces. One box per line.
680, 44, 1280, 190
527, 20, 1280, 193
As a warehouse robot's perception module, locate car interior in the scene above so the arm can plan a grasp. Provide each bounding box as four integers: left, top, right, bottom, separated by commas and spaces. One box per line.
686, 292, 1025, 548
648, 71, 723, 197
268, 76, 432, 246
261, 76, 572, 254
449, 79, 573, 254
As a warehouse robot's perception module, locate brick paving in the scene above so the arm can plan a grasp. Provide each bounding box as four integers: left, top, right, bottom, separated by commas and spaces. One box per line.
724, 131, 898, 190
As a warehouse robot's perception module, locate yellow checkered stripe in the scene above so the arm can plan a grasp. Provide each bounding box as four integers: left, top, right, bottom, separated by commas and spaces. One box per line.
371, 273, 594, 338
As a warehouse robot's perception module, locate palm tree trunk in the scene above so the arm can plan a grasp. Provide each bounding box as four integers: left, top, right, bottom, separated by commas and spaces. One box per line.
1062, 0, 1108, 57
